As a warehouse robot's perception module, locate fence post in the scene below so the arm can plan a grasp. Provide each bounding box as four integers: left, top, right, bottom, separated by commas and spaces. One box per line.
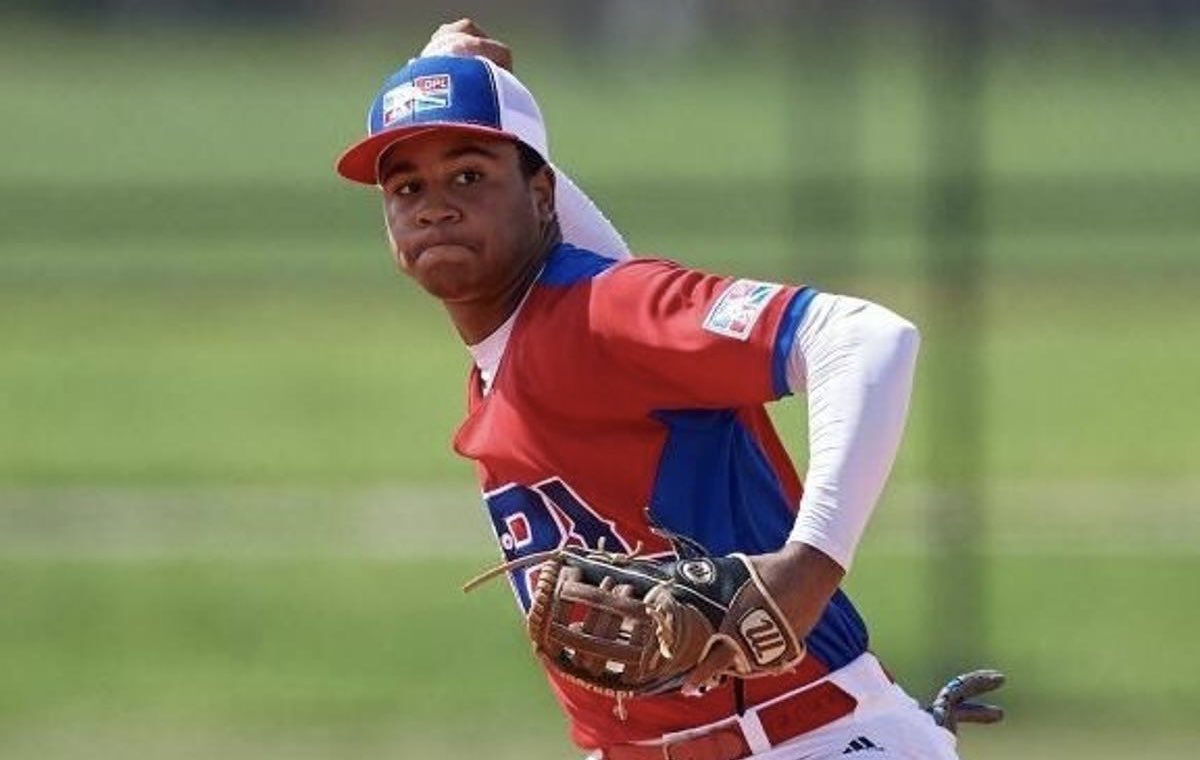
923, 0, 989, 680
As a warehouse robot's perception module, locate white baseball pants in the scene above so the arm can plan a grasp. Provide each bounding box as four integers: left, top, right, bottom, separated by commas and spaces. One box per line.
587, 654, 960, 760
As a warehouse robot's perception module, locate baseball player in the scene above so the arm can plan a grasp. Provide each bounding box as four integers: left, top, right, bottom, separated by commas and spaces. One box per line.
335, 20, 1001, 760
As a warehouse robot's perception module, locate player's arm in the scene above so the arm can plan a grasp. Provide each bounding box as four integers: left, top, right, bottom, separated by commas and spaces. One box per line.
679, 293, 919, 691
752, 294, 920, 640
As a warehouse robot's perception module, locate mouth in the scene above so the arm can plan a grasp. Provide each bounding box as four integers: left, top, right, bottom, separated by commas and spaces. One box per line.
406, 237, 475, 264
421, 242, 472, 257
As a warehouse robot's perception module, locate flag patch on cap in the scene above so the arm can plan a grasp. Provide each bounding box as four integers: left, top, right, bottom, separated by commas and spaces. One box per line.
381, 74, 453, 126
702, 279, 783, 340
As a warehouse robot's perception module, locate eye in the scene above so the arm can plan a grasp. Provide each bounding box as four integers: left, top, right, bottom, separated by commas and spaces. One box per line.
453, 169, 483, 186
392, 179, 420, 196
382, 176, 419, 197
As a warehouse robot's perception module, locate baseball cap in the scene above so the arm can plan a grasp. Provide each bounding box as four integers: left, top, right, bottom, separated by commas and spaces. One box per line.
336, 55, 549, 185
336, 55, 630, 261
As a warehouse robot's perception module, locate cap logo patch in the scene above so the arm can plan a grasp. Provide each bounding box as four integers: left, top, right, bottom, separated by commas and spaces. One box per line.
381, 74, 453, 126
702, 279, 783, 341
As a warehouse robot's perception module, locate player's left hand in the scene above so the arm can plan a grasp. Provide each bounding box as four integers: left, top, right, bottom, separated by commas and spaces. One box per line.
682, 541, 845, 695
421, 18, 514, 71
463, 532, 828, 713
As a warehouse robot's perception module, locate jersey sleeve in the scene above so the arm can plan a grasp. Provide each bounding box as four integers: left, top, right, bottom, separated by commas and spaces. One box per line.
589, 258, 817, 408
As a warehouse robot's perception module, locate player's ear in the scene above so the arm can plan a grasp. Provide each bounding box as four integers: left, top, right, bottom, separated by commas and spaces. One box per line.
531, 164, 556, 224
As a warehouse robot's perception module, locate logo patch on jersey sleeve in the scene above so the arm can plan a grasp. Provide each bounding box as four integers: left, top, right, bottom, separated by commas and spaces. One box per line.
701, 279, 783, 340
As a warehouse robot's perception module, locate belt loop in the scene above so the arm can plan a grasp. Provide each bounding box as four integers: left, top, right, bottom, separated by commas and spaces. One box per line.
737, 709, 771, 755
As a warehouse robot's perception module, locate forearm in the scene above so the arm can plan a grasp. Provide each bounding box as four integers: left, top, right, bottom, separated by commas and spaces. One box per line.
786, 291, 920, 571
751, 541, 845, 641
753, 292, 919, 639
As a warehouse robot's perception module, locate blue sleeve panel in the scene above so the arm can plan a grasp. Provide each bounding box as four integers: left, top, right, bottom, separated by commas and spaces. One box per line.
771, 287, 819, 399
647, 408, 869, 671
538, 243, 617, 286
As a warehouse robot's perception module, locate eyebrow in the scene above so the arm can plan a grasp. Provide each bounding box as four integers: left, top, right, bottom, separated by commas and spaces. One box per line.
379, 143, 503, 185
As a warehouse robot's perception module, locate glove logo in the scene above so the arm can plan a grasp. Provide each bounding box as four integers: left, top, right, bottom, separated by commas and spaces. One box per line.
678, 559, 715, 586
739, 608, 787, 666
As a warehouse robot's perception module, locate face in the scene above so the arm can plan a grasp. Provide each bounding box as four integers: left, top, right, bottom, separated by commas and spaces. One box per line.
377, 130, 554, 303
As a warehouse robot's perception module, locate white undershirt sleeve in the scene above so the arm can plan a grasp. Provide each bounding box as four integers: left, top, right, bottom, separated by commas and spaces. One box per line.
784, 292, 920, 570
554, 169, 632, 261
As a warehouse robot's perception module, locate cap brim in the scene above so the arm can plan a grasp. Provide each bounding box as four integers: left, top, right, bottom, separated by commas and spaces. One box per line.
335, 122, 519, 185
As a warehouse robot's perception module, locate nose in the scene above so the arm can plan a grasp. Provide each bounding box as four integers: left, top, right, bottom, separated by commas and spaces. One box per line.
414, 190, 462, 227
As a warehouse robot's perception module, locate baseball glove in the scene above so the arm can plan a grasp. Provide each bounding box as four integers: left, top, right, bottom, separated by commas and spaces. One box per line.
927, 669, 1006, 734
464, 534, 805, 718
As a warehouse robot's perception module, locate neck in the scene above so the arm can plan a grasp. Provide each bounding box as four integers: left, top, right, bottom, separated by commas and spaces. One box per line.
446, 224, 562, 346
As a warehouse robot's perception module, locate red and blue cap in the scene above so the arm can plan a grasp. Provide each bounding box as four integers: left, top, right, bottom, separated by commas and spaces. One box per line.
336, 55, 549, 185
336, 54, 632, 261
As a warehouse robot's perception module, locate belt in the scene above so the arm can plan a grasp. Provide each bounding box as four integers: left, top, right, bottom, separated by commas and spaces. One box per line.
602, 680, 858, 760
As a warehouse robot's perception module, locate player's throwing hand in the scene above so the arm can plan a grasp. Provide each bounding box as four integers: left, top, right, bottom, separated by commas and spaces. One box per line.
420, 17, 513, 71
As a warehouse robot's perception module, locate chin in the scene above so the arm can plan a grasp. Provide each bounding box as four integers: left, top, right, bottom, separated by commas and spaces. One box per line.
420, 281, 476, 302
413, 266, 485, 302
405, 248, 477, 293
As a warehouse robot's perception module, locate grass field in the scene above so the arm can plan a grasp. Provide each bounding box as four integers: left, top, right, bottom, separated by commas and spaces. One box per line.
1, 20, 1198, 759
1, 486, 1197, 758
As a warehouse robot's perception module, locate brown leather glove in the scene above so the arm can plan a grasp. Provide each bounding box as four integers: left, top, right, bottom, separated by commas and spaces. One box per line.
467, 535, 805, 717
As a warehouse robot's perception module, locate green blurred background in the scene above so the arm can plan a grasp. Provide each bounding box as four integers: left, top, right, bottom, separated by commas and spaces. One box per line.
1, 1, 1197, 758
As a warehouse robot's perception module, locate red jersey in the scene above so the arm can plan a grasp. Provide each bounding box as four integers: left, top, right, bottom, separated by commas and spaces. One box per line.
453, 243, 868, 749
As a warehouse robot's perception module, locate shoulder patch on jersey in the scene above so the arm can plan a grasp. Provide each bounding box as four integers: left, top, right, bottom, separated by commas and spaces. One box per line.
702, 279, 783, 341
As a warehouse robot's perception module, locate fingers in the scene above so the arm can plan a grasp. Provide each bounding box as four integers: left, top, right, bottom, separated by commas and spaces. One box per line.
681, 640, 739, 697
951, 669, 1006, 699
936, 670, 1006, 704
422, 36, 513, 70
952, 702, 1005, 725
434, 18, 491, 39
423, 18, 514, 70
929, 703, 953, 732
929, 670, 1007, 733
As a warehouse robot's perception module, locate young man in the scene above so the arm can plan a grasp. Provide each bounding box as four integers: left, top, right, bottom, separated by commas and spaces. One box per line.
335, 28, 967, 760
